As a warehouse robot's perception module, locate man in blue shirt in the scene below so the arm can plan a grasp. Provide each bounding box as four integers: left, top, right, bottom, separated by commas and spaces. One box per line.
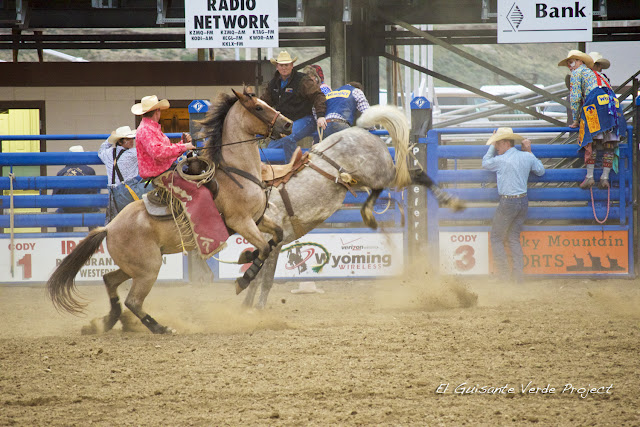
482, 128, 545, 282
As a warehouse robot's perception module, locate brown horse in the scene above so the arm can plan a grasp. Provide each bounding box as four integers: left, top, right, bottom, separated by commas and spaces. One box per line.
47, 87, 292, 334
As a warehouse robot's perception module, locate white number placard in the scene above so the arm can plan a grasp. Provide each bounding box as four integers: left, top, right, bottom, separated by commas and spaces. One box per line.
2, 237, 184, 283
439, 232, 490, 275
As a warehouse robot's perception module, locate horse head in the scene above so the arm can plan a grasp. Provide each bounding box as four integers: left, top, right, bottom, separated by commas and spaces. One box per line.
232, 87, 293, 138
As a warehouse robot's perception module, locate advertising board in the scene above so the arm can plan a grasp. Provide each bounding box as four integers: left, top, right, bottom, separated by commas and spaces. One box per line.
2, 237, 184, 283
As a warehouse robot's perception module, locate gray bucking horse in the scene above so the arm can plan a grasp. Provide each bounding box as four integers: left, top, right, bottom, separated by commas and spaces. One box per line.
243, 104, 464, 309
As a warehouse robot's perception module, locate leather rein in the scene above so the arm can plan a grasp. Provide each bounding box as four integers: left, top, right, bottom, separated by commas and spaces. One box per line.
276, 138, 356, 239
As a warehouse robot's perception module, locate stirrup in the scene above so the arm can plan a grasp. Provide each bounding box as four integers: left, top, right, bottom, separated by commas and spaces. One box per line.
579, 177, 595, 189
598, 178, 610, 189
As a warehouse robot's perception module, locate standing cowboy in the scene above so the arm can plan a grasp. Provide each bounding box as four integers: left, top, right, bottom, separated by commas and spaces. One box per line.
262, 51, 327, 162
559, 50, 624, 189
482, 128, 545, 283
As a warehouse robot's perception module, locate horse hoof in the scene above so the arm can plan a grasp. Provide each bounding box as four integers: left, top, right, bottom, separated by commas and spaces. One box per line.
153, 326, 176, 334
237, 249, 259, 264
361, 210, 378, 229
235, 278, 250, 295
120, 310, 148, 333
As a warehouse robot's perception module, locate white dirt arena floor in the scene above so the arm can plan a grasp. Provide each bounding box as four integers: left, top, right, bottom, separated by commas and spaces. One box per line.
1, 267, 639, 425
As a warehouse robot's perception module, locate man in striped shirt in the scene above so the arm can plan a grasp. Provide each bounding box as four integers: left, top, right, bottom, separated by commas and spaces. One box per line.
482, 128, 545, 283
323, 82, 371, 139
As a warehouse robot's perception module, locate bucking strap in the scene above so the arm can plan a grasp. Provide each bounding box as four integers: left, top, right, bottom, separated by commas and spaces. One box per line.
280, 183, 296, 217
306, 161, 357, 197
279, 183, 306, 239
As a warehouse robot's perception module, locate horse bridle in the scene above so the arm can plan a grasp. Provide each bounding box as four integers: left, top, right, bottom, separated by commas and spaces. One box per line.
237, 94, 284, 140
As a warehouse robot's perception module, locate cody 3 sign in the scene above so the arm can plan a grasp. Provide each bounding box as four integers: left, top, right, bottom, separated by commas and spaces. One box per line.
498, 0, 592, 43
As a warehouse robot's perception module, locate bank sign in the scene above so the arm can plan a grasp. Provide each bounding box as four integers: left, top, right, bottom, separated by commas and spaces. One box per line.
497, 0, 592, 43
185, 0, 278, 49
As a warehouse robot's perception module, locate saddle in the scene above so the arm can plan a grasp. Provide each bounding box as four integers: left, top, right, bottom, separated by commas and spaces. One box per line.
262, 147, 309, 187
142, 190, 172, 219
142, 171, 229, 258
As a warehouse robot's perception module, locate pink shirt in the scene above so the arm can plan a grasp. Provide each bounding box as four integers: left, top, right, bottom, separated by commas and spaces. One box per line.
135, 117, 189, 179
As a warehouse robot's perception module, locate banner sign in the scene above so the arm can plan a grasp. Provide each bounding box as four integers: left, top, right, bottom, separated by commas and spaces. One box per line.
185, 0, 278, 49
498, 0, 592, 43
2, 237, 184, 283
217, 232, 404, 279
440, 230, 628, 275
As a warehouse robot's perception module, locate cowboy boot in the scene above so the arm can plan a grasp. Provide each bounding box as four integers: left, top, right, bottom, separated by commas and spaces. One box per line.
579, 177, 595, 189
598, 178, 610, 189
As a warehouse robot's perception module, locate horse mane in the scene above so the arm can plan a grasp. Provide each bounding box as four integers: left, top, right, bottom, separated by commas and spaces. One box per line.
200, 93, 239, 165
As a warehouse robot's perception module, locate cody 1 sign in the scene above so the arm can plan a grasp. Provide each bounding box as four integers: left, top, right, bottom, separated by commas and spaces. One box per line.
185, 0, 278, 49
498, 0, 592, 44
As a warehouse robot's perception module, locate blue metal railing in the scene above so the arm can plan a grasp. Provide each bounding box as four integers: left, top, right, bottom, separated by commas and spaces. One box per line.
0, 132, 402, 231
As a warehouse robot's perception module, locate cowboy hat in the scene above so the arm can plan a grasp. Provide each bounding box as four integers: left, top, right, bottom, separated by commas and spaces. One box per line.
131, 95, 170, 115
486, 127, 525, 146
588, 52, 611, 69
107, 125, 136, 145
290, 281, 325, 294
557, 49, 594, 68
270, 50, 297, 65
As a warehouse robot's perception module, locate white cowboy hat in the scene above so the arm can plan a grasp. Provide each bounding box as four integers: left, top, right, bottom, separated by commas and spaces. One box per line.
290, 281, 325, 294
588, 52, 611, 69
270, 50, 297, 65
557, 49, 594, 68
486, 127, 525, 146
68, 145, 84, 152
131, 95, 170, 115
107, 125, 137, 145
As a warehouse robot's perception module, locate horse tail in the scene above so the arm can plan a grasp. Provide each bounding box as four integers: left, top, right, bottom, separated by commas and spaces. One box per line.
356, 105, 412, 188
47, 227, 108, 314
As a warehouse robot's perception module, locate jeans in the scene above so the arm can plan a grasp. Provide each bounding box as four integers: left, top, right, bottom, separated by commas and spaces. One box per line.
323, 121, 350, 139
268, 115, 316, 162
490, 196, 528, 281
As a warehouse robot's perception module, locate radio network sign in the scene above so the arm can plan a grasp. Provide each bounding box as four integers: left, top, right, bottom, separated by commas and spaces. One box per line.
185, 0, 278, 49
497, 0, 592, 43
